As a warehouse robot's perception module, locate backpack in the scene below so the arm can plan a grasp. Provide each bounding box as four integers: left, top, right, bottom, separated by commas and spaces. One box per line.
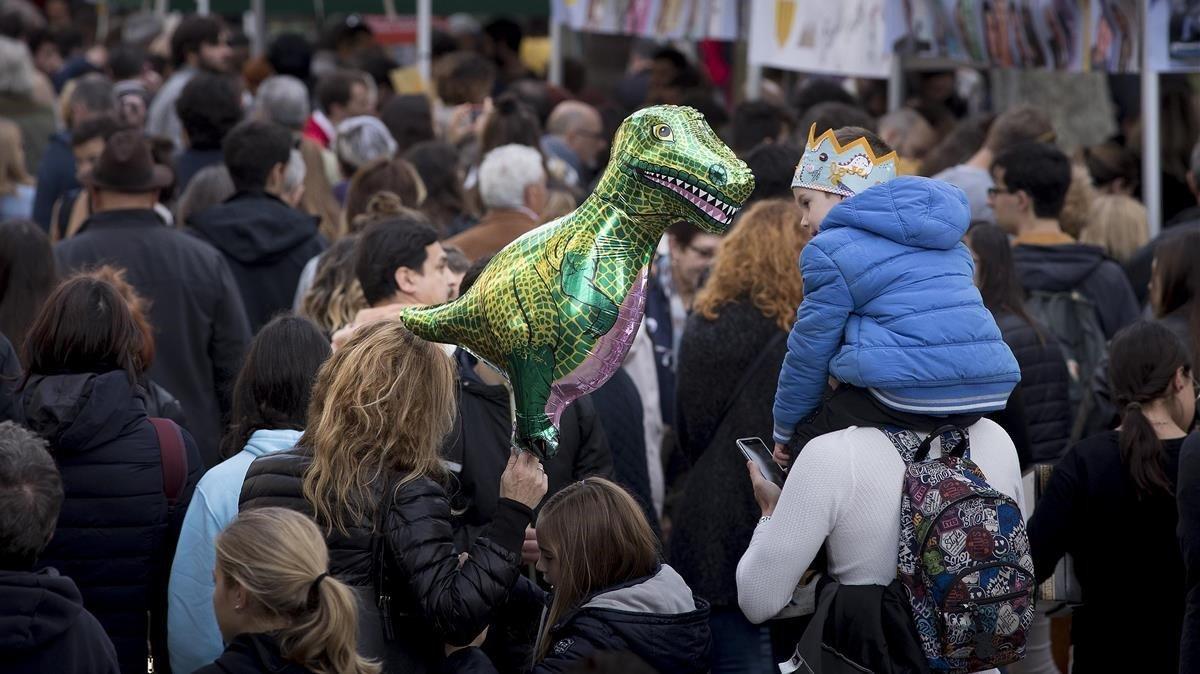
1023, 288, 1107, 439
890, 426, 1035, 673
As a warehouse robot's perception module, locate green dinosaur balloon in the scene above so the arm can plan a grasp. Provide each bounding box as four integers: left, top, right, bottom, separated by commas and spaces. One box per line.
401, 105, 754, 458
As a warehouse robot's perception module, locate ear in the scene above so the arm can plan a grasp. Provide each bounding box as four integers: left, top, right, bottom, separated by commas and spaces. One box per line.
525, 182, 548, 213
268, 162, 287, 192
1016, 189, 1033, 214
1189, 172, 1199, 199
1177, 366, 1191, 394
393, 266, 413, 296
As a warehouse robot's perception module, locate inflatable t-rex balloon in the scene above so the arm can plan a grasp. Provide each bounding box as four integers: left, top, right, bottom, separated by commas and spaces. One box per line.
401, 105, 754, 458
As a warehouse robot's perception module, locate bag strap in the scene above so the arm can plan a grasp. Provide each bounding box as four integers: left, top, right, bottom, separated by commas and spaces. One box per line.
712, 330, 788, 433
913, 424, 969, 463
149, 418, 187, 507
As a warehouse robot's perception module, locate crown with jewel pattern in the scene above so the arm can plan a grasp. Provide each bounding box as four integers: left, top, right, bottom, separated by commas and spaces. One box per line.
791, 124, 899, 198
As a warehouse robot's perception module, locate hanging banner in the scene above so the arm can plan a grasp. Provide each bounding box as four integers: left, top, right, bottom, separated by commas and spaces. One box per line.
747, 0, 892, 78
889, 0, 1085, 71
551, 0, 739, 41
1149, 0, 1200, 72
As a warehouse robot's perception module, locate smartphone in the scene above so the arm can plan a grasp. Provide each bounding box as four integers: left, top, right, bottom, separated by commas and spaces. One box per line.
737, 437, 787, 488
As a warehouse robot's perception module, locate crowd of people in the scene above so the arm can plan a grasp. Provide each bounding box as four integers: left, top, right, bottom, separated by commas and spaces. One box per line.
2, 2, 1200, 674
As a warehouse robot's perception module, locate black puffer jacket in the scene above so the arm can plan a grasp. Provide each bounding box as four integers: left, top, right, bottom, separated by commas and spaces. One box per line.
14, 371, 204, 673
239, 448, 532, 672
194, 633, 312, 674
442, 564, 711, 674
994, 311, 1071, 463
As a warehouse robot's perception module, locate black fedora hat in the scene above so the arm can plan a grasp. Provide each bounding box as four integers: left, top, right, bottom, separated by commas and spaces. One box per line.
83, 129, 174, 193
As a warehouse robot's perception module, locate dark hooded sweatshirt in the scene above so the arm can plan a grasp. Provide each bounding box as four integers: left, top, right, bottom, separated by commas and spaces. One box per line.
14, 371, 204, 673
189, 191, 326, 333
0, 568, 119, 674
442, 564, 711, 674
1011, 241, 1139, 340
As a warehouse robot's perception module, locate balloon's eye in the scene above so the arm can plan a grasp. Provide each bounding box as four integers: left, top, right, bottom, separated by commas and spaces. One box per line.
653, 124, 674, 141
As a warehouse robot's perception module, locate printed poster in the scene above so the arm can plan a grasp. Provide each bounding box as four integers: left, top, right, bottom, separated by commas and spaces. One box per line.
551, 0, 739, 41
748, 0, 891, 78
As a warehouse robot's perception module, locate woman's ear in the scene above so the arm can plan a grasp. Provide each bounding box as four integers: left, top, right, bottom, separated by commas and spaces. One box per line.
1176, 366, 1190, 394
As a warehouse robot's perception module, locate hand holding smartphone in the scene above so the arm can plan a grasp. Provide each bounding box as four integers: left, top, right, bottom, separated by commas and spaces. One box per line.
737, 437, 787, 488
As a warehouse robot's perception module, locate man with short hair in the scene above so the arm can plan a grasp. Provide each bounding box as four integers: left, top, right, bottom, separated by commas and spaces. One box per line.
174, 72, 243, 194
992, 142, 1137, 337
482, 17, 531, 91
935, 104, 1055, 223
0, 420, 119, 673
542, 100, 606, 186
188, 120, 324, 333
55, 130, 250, 465
1126, 140, 1200, 304
145, 15, 232, 151
331, 215, 454, 349
303, 69, 375, 149
32, 73, 116, 228
447, 143, 547, 262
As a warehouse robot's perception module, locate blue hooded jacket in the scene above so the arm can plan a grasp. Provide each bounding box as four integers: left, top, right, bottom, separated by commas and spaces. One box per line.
772, 177, 1020, 444
166, 428, 302, 674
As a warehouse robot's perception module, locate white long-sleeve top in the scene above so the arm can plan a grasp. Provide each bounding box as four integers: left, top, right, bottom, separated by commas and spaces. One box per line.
736, 419, 1025, 625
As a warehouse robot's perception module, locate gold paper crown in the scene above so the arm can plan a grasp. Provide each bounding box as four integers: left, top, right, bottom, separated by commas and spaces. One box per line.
792, 124, 900, 197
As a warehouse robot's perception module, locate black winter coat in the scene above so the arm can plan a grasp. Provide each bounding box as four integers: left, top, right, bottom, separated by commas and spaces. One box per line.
994, 311, 1071, 463
444, 350, 613, 550
1028, 431, 1185, 674
239, 448, 532, 673
1011, 242, 1139, 340
670, 300, 788, 608
14, 371, 204, 673
1177, 432, 1200, 673
1125, 205, 1200, 305
0, 568, 119, 674
55, 208, 251, 465
194, 633, 313, 674
188, 191, 326, 333
442, 565, 711, 674
587, 367, 657, 529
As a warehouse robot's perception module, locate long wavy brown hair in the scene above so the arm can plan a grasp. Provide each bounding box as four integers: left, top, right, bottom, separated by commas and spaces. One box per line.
301, 321, 455, 534
694, 199, 809, 331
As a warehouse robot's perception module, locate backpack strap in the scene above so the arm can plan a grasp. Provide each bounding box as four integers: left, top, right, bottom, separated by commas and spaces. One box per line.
150, 418, 187, 507
913, 425, 969, 462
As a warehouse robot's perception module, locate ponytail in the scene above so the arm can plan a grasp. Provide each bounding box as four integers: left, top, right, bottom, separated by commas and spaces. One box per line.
1117, 401, 1172, 498
279, 572, 373, 674
1109, 321, 1190, 499
215, 507, 380, 674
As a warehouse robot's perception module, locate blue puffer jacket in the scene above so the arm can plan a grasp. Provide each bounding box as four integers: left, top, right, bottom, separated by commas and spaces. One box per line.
773, 177, 1020, 444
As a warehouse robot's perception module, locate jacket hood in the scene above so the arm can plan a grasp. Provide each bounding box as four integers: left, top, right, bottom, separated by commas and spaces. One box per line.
572, 565, 710, 673
822, 176, 970, 251
1012, 242, 1108, 291
16, 372, 143, 452
243, 429, 303, 458
0, 569, 86, 652
188, 191, 319, 264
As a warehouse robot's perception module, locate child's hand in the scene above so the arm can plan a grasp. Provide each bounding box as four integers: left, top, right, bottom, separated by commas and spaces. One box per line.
773, 442, 792, 469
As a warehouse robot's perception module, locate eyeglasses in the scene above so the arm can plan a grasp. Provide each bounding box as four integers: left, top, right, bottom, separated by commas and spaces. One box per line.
987, 186, 1012, 198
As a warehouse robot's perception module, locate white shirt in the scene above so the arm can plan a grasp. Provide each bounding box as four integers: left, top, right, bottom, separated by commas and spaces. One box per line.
736, 419, 1025, 625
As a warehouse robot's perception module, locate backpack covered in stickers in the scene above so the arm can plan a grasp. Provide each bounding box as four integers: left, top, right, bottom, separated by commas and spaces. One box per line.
890, 425, 1035, 673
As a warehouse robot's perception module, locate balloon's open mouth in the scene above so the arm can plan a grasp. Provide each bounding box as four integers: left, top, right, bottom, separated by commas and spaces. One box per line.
635, 167, 740, 225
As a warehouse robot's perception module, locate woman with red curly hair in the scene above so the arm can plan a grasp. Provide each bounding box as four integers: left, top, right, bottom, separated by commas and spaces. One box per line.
666, 198, 810, 673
